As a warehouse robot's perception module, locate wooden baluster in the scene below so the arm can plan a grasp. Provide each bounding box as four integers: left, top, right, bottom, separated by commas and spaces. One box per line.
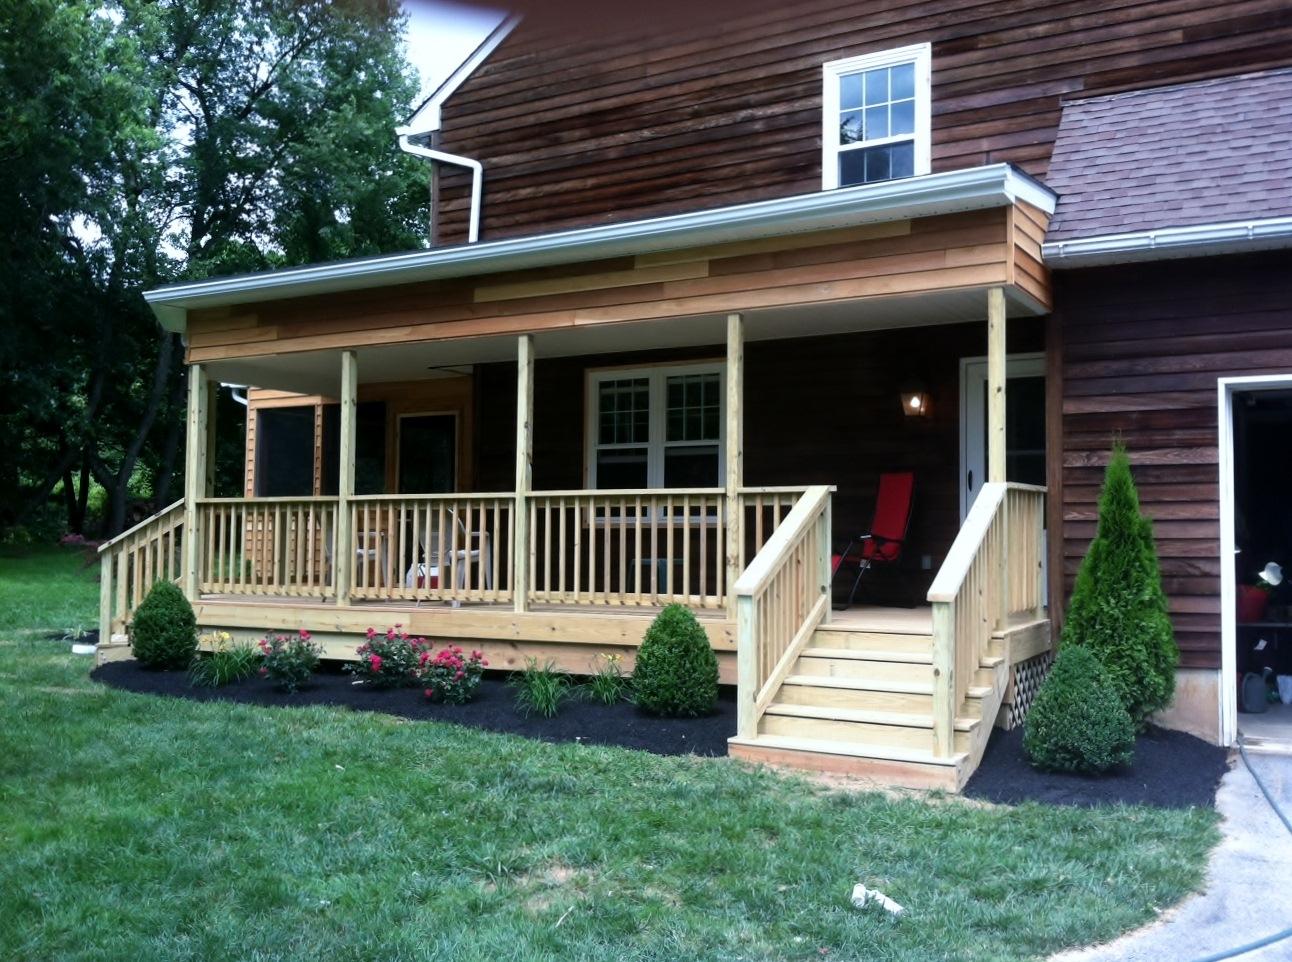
681, 494, 691, 606
572, 498, 582, 603
541, 498, 552, 601
649, 496, 659, 604
633, 496, 643, 602
617, 497, 627, 605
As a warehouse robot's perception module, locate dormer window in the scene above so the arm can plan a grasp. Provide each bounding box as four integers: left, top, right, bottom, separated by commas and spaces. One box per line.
822, 44, 931, 190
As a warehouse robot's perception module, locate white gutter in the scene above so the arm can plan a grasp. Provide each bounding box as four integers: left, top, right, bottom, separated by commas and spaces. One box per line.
144, 163, 1055, 332
1043, 215, 1292, 267
397, 134, 482, 243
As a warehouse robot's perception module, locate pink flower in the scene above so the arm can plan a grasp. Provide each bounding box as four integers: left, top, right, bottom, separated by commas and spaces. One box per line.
370, 655, 383, 673
365, 627, 376, 640
258, 667, 268, 677
299, 629, 311, 641
424, 688, 433, 698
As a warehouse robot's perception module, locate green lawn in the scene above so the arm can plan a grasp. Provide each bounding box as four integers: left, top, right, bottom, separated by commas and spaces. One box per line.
0, 546, 1219, 962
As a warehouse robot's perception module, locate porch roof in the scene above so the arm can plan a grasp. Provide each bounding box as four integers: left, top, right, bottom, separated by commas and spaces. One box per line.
146, 164, 1054, 334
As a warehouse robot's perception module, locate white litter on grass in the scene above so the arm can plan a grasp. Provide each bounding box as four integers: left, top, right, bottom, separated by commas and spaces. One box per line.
851, 883, 904, 917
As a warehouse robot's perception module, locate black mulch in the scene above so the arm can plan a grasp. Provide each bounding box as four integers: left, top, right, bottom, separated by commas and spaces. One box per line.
91, 659, 736, 757
46, 629, 101, 645
964, 724, 1231, 809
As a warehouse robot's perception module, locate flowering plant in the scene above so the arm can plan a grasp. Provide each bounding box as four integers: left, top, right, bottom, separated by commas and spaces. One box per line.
416, 644, 487, 704
258, 630, 322, 693
347, 626, 425, 688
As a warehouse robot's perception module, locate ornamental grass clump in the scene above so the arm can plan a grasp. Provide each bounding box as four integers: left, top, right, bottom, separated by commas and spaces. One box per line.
189, 632, 261, 688
130, 580, 197, 670
347, 625, 424, 688
633, 603, 718, 717
1024, 645, 1135, 774
510, 658, 574, 718
1062, 442, 1178, 727
586, 652, 629, 706
417, 644, 487, 704
258, 630, 322, 693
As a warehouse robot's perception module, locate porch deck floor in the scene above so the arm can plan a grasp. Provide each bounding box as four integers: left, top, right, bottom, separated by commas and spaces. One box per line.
196, 593, 932, 631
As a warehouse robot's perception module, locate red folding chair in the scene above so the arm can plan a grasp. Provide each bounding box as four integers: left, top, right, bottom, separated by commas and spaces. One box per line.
831, 471, 915, 610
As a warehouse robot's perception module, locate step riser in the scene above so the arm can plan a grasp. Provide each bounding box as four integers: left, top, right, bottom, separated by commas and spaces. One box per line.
760, 714, 971, 753
794, 656, 932, 684
810, 629, 933, 653
779, 683, 933, 714
729, 740, 963, 791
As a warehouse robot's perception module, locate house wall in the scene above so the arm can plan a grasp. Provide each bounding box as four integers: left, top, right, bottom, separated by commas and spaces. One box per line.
434, 0, 1292, 243
473, 320, 1044, 600
1056, 251, 1292, 672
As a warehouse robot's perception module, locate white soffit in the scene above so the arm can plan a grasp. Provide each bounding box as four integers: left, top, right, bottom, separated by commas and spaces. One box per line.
146, 164, 1056, 333
401, 13, 522, 137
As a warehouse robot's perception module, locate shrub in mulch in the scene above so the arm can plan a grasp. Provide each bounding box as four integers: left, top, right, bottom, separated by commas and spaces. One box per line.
966, 723, 1230, 809
130, 581, 197, 670
1024, 645, 1135, 774
634, 604, 719, 718
91, 658, 736, 757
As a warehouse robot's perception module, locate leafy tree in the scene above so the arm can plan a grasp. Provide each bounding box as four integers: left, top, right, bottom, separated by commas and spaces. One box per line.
0, 0, 427, 537
1062, 443, 1178, 726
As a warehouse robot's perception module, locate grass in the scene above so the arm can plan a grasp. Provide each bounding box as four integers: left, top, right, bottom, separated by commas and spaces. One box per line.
0, 543, 100, 636
509, 656, 576, 718
0, 545, 1221, 962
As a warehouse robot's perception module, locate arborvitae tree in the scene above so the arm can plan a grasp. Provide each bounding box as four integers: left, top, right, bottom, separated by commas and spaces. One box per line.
1062, 443, 1178, 726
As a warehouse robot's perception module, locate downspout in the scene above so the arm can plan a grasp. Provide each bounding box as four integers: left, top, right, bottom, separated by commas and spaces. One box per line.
220, 382, 248, 406
397, 132, 482, 244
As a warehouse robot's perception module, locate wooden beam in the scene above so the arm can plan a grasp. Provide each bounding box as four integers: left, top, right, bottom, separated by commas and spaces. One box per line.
182, 363, 209, 600
725, 312, 744, 610
334, 351, 358, 606
987, 286, 1007, 484
514, 334, 534, 612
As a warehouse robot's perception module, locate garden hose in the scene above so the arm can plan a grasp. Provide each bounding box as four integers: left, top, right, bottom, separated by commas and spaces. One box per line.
1182, 737, 1292, 962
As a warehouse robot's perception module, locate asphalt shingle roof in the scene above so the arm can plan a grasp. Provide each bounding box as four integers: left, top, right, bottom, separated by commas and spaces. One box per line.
1044, 69, 1292, 242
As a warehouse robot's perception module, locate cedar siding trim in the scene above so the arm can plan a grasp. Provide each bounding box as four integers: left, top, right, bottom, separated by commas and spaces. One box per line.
434, 0, 1292, 242
1057, 251, 1292, 670
185, 205, 1049, 363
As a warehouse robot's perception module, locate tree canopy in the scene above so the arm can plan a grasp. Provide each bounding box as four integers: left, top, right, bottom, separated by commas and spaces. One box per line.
0, 0, 427, 537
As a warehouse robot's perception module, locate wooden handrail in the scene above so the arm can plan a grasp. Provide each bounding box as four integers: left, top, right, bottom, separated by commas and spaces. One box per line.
734, 485, 833, 740
97, 500, 184, 553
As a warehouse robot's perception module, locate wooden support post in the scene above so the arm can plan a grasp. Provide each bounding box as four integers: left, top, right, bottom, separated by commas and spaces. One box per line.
987, 286, 1007, 484
334, 351, 358, 606
99, 552, 113, 644
987, 286, 1010, 626
182, 363, 209, 600
818, 494, 833, 625
514, 334, 534, 613
725, 313, 744, 611
931, 600, 956, 757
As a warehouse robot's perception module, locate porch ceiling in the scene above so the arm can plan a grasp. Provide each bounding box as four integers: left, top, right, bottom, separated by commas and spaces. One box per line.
204, 284, 1036, 395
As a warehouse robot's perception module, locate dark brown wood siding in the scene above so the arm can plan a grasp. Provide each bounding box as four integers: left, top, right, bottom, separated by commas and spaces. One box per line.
1058, 251, 1292, 670
474, 319, 1044, 601
435, 0, 1292, 242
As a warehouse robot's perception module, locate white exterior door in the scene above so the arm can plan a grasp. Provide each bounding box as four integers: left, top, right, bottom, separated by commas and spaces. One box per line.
960, 353, 1046, 521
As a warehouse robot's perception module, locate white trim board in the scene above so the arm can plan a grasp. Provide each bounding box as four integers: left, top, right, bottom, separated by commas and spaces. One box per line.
1217, 373, 1292, 747
401, 15, 522, 136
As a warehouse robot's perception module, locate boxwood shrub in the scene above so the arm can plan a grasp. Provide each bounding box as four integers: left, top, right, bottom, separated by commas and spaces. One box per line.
1024, 645, 1135, 774
131, 581, 197, 670
633, 604, 718, 717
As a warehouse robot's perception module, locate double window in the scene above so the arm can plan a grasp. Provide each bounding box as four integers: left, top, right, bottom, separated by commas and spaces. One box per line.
587, 363, 724, 489
822, 43, 931, 190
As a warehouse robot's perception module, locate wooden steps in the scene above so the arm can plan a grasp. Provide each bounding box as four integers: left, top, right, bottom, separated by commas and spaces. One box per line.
728, 616, 1040, 791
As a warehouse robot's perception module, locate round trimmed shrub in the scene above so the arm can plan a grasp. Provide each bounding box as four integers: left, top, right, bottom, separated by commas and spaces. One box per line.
1024, 645, 1135, 774
130, 580, 197, 670
633, 604, 718, 717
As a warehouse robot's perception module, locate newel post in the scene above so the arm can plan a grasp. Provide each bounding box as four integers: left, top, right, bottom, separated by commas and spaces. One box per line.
931, 600, 956, 757
182, 363, 209, 601
334, 350, 358, 606
513, 334, 534, 613
724, 312, 744, 610
735, 593, 757, 739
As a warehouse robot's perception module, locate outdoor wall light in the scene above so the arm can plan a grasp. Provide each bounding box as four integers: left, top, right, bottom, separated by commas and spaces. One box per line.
900, 380, 931, 417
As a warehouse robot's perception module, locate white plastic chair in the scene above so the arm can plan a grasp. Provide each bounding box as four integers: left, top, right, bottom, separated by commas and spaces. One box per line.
404, 510, 492, 600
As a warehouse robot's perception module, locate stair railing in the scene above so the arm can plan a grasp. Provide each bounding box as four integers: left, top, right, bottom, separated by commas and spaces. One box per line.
98, 500, 186, 641
927, 482, 1046, 756
733, 485, 834, 740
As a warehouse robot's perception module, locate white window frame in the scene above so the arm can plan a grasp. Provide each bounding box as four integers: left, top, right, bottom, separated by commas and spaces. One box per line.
821, 43, 932, 191
584, 362, 726, 489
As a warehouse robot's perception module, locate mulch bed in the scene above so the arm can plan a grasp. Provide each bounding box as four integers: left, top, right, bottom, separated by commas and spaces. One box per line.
91, 659, 736, 757
964, 724, 1232, 809
46, 629, 101, 645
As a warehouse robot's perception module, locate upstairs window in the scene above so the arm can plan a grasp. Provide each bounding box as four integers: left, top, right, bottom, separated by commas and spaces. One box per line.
822, 44, 931, 190
587, 364, 724, 489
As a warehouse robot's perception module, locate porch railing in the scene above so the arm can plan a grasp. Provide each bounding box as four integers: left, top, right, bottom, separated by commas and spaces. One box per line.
348, 494, 514, 605
927, 482, 1046, 756
98, 499, 185, 638
175, 488, 808, 612
732, 485, 834, 740
198, 497, 337, 597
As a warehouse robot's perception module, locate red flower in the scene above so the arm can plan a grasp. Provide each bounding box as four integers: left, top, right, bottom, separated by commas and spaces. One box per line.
258, 667, 268, 677
299, 629, 312, 641
370, 654, 383, 673
424, 688, 433, 698
365, 627, 376, 640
